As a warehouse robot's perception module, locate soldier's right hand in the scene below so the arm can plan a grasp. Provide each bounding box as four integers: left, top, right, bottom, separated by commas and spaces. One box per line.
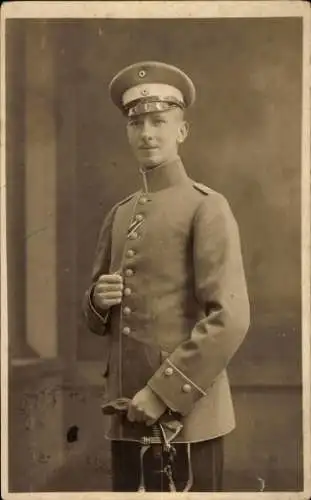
93, 274, 123, 311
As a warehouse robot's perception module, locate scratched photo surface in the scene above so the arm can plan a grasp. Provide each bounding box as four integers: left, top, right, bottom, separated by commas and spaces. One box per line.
6, 17, 303, 492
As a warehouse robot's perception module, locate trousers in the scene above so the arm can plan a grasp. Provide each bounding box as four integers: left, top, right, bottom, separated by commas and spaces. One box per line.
110, 437, 224, 492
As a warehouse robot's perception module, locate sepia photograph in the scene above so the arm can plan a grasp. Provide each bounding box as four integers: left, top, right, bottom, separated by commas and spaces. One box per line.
1, 1, 310, 498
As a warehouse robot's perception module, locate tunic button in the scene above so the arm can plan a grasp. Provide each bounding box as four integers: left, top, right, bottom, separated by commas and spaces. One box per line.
123, 326, 131, 335
129, 231, 138, 240
136, 214, 144, 222
125, 269, 134, 277
123, 306, 131, 316
164, 367, 173, 376
126, 249, 135, 258
139, 196, 147, 205
124, 287, 132, 296
182, 384, 192, 393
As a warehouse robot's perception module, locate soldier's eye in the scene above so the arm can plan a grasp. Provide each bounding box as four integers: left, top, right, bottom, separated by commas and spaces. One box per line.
128, 120, 140, 127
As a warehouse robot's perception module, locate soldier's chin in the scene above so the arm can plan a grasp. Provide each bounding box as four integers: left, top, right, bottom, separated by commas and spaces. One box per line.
138, 152, 162, 169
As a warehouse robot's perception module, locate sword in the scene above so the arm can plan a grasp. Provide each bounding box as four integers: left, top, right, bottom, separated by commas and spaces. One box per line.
101, 397, 183, 491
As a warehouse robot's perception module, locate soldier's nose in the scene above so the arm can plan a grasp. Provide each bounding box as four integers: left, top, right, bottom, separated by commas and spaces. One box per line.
140, 122, 153, 140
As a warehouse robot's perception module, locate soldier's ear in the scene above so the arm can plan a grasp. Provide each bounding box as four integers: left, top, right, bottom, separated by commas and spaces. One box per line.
177, 120, 189, 144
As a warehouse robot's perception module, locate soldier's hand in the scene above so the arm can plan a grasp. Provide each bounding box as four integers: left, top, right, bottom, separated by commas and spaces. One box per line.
127, 386, 167, 426
93, 274, 123, 311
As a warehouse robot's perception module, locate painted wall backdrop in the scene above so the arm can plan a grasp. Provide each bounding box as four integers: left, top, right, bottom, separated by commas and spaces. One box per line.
7, 17, 303, 492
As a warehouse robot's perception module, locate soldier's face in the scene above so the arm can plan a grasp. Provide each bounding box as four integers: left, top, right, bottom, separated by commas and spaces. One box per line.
126, 108, 188, 168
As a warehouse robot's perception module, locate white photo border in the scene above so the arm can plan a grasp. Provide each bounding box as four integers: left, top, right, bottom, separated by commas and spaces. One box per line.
1, 2, 310, 499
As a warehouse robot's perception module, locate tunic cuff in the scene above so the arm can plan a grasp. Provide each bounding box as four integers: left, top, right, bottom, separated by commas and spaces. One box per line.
148, 358, 206, 416
84, 285, 110, 336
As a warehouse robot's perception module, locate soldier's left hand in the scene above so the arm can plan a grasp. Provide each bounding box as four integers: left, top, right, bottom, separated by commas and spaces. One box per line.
127, 386, 167, 426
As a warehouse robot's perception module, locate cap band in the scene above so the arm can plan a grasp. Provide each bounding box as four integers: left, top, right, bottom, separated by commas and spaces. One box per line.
122, 83, 184, 107
127, 100, 182, 117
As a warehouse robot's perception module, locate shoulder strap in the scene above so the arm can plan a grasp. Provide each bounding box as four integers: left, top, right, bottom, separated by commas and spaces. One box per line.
192, 181, 214, 196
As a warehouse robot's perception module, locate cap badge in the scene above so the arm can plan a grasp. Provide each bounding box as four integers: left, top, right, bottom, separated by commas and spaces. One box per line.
138, 69, 146, 78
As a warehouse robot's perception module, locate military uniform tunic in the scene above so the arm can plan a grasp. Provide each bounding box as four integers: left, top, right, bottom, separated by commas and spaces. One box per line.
84, 157, 250, 443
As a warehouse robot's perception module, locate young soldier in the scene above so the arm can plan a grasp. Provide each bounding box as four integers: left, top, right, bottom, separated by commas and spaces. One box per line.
83, 61, 250, 492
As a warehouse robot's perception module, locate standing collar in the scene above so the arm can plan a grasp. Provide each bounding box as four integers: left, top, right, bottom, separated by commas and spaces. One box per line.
139, 156, 189, 193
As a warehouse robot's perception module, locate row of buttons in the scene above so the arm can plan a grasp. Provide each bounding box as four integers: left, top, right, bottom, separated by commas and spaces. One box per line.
122, 244, 135, 333
164, 367, 192, 393
122, 194, 149, 336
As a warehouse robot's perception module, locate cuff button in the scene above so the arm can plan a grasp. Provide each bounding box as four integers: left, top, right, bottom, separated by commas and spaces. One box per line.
164, 367, 173, 376
182, 383, 192, 393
